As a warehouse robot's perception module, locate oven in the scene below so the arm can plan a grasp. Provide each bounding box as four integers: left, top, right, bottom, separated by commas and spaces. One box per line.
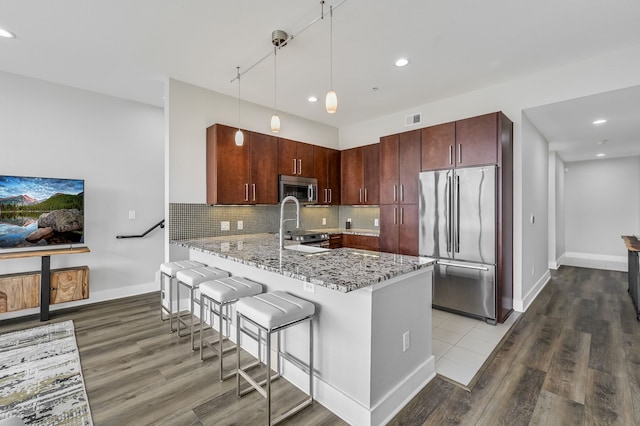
284, 230, 330, 248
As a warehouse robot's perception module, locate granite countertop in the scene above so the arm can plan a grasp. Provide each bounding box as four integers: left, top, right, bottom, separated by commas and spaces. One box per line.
171, 234, 433, 293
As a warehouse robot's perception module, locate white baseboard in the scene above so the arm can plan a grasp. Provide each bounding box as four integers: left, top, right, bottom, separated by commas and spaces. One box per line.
513, 270, 550, 312
561, 252, 627, 272
0, 281, 158, 321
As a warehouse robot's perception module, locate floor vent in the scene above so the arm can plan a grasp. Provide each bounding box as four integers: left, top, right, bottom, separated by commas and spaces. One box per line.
405, 112, 421, 127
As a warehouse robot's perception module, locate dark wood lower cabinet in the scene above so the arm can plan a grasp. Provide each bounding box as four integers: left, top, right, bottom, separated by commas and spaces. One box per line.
341, 234, 379, 251
380, 204, 418, 256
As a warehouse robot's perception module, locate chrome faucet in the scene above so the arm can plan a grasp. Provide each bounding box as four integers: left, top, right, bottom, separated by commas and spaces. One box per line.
279, 195, 300, 249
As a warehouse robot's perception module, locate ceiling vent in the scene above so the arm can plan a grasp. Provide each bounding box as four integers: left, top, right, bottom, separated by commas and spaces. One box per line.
404, 112, 421, 127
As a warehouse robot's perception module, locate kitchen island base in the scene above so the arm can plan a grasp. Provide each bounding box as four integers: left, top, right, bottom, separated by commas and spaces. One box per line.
186, 248, 435, 426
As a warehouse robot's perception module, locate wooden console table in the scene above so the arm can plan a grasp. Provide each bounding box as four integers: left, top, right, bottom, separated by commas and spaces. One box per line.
0, 247, 90, 321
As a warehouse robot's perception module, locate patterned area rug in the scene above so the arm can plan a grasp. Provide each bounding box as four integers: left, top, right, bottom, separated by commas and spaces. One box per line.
0, 321, 93, 425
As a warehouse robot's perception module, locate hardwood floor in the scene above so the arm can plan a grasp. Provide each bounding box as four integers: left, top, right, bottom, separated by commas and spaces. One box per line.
389, 266, 640, 425
1, 266, 638, 425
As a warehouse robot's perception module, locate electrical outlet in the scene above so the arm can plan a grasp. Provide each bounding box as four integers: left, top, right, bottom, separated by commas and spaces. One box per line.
374, 218, 379, 227
221, 221, 230, 231
303, 282, 315, 293
128, 210, 136, 220
403, 331, 410, 352
237, 220, 243, 230
322, 217, 326, 225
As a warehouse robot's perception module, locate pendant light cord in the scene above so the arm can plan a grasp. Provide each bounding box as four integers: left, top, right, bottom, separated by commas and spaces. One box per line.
236, 66, 241, 127
274, 47, 277, 111
329, 4, 333, 90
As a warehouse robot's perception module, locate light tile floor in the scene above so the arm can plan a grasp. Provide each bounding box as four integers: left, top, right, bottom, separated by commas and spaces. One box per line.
432, 309, 520, 387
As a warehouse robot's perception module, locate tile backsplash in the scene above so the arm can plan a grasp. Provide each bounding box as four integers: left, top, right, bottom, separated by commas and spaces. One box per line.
170, 203, 346, 240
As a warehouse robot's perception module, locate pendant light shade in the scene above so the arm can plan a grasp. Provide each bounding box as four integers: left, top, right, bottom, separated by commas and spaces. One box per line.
234, 129, 244, 146
270, 113, 281, 133
326, 4, 337, 114
325, 90, 337, 114
234, 66, 244, 146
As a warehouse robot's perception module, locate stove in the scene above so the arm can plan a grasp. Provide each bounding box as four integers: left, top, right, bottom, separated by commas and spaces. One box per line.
284, 230, 330, 245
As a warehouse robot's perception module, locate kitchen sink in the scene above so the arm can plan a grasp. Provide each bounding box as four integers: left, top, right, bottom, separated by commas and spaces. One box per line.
283, 244, 330, 254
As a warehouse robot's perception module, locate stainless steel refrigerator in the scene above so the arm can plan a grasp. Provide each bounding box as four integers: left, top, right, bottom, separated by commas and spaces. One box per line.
419, 166, 497, 324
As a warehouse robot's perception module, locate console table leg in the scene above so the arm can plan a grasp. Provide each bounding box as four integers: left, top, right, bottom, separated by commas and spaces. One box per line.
41, 255, 51, 321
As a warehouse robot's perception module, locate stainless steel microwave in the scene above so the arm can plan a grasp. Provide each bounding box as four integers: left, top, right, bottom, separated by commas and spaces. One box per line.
279, 175, 318, 204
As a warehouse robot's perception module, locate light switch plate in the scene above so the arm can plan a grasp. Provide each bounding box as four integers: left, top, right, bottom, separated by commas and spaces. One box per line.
374, 218, 379, 227
322, 217, 326, 225
237, 220, 243, 230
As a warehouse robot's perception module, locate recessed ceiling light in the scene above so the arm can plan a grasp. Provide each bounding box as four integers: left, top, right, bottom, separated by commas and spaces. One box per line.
395, 58, 409, 67
592, 119, 607, 125
307, 96, 318, 103
596, 153, 606, 157
0, 27, 16, 39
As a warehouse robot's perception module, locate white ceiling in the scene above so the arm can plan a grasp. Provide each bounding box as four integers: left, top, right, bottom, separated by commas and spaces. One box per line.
1, 0, 640, 160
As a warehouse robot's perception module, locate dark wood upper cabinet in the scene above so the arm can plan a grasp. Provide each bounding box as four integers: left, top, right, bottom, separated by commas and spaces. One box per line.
207, 123, 278, 205
421, 122, 455, 170
362, 143, 380, 205
421, 113, 500, 170
340, 147, 363, 205
455, 113, 499, 167
314, 146, 341, 205
379, 135, 399, 205
340, 143, 379, 205
278, 138, 314, 177
249, 132, 279, 204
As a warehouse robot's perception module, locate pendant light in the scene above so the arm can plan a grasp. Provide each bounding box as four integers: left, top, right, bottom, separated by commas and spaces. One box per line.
270, 46, 281, 133
325, 4, 337, 114
234, 66, 244, 146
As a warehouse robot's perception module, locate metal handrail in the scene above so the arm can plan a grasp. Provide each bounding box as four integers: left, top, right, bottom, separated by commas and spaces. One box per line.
116, 219, 165, 239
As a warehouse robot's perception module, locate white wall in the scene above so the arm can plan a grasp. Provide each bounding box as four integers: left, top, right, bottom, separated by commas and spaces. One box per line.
548, 152, 566, 269
564, 156, 640, 263
339, 43, 640, 312
0, 71, 164, 318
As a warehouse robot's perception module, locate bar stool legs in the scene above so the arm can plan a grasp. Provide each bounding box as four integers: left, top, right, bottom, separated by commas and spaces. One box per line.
235, 292, 315, 426
199, 276, 263, 381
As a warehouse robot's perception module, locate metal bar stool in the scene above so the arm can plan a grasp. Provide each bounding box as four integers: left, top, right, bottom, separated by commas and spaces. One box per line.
175, 266, 229, 350
235, 291, 315, 426
199, 276, 264, 381
159, 260, 205, 332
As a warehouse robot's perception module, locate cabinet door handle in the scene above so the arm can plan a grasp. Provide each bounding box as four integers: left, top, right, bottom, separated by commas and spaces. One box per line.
244, 183, 249, 202
400, 184, 404, 202
298, 159, 302, 175
364, 188, 368, 203
394, 207, 397, 224
252, 184, 256, 202
400, 207, 404, 225
328, 189, 332, 203
324, 188, 328, 203
449, 145, 453, 165
458, 144, 462, 164
359, 188, 363, 203
293, 159, 297, 175
393, 185, 397, 202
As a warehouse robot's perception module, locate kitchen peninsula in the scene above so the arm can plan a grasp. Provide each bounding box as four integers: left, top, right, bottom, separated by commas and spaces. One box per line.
171, 234, 435, 426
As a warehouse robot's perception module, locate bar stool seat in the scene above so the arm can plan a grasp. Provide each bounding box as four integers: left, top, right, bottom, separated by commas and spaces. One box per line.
236, 291, 315, 425
175, 266, 229, 350
159, 260, 205, 332
199, 276, 263, 381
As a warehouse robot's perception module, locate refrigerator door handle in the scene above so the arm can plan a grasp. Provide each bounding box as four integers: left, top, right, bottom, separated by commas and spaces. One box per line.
455, 174, 460, 253
438, 261, 490, 271
446, 174, 452, 253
